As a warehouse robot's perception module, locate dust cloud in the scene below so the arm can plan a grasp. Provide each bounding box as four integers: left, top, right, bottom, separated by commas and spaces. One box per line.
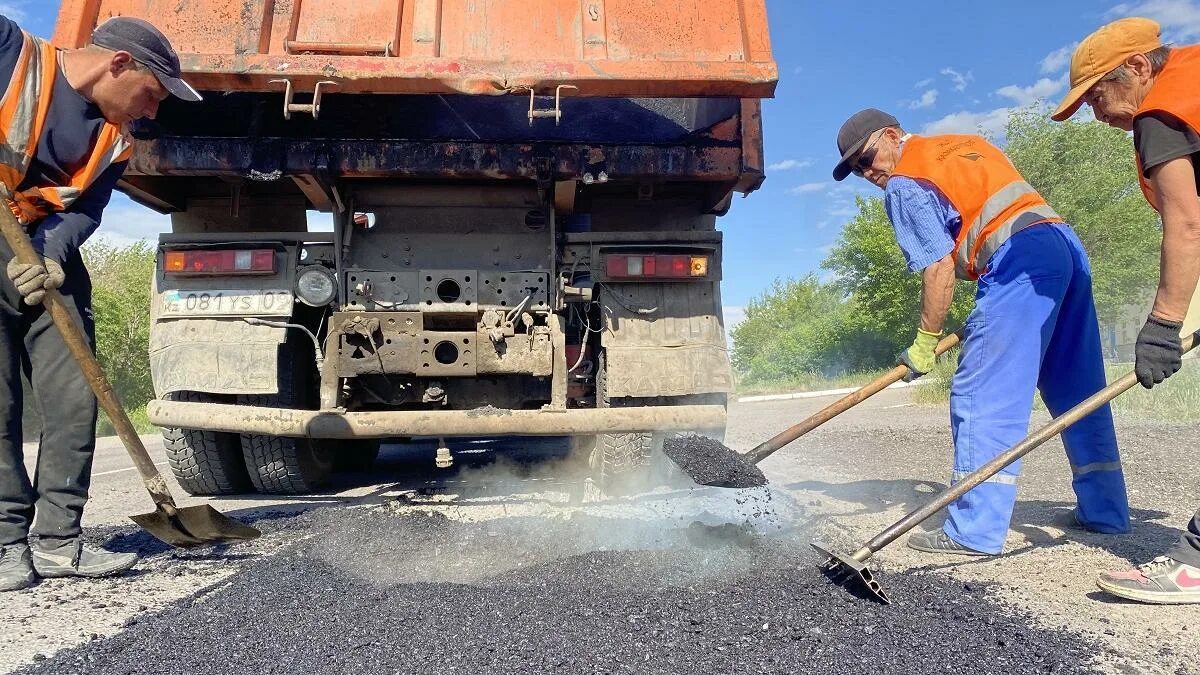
308, 446, 813, 589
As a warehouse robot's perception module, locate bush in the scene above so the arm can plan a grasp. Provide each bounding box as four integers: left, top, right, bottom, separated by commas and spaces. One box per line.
731, 274, 895, 386
84, 239, 157, 415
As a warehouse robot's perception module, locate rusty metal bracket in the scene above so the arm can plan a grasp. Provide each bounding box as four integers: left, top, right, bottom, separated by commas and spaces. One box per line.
283, 0, 397, 56
270, 79, 338, 120
524, 85, 578, 126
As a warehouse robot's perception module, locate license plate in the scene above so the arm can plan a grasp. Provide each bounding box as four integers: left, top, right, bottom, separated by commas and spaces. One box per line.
160, 289, 294, 317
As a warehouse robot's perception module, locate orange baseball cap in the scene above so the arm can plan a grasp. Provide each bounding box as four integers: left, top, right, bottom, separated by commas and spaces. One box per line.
1051, 17, 1161, 121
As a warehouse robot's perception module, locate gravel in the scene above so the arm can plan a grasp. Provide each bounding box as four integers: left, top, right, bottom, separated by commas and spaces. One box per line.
663, 434, 768, 489
16, 503, 1103, 675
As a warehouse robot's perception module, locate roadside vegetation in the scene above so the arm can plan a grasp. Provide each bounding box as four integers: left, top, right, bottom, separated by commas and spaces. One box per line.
734, 107, 1170, 410
21, 239, 158, 437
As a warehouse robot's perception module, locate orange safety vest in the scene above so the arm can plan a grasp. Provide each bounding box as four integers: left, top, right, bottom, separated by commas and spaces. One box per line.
1133, 45, 1200, 212
0, 30, 131, 226
891, 134, 1063, 280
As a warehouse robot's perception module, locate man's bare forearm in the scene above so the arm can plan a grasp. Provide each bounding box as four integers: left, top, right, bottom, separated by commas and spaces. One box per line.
920, 254, 956, 333
1149, 157, 1200, 324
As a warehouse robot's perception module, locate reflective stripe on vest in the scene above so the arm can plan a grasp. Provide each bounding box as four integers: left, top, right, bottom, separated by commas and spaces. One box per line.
1133, 45, 1200, 212
891, 134, 1062, 280
0, 31, 132, 225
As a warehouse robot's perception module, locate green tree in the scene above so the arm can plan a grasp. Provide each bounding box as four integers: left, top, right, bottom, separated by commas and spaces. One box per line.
821, 196, 975, 357
84, 239, 157, 410
731, 274, 892, 384
1004, 107, 1160, 324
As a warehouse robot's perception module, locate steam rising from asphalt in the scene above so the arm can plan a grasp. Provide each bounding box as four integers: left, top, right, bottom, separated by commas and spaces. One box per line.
310, 446, 811, 588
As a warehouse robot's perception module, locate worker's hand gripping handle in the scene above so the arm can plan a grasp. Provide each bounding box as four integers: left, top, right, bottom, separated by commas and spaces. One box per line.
743, 330, 963, 465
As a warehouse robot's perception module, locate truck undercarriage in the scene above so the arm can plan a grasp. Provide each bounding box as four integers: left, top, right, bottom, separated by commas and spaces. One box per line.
126, 93, 760, 495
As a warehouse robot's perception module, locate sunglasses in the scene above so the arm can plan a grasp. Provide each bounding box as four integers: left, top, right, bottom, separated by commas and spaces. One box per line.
851, 133, 883, 176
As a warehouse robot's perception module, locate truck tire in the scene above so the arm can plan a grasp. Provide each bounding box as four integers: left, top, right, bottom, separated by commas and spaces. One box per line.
582, 351, 662, 494
238, 335, 333, 494
589, 431, 660, 492
161, 391, 252, 496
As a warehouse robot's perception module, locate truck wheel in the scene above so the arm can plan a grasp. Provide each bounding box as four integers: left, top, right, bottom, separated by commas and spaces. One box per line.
238, 335, 333, 494
161, 391, 252, 496
331, 439, 381, 472
589, 431, 661, 493
580, 350, 664, 494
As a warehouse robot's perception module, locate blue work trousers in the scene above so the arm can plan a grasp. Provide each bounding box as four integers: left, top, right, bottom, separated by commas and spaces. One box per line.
945, 223, 1130, 554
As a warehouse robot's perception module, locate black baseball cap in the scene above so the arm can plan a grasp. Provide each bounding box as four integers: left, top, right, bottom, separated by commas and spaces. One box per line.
832, 108, 899, 181
91, 17, 202, 102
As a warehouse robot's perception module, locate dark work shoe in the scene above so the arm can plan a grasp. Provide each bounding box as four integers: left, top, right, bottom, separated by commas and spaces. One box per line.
907, 530, 993, 556
31, 538, 137, 579
1097, 556, 1200, 605
1054, 508, 1087, 531
0, 543, 35, 591
1055, 507, 1113, 533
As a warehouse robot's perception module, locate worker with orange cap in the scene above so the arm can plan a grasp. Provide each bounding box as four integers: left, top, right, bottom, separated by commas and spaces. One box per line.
1052, 16, 1200, 605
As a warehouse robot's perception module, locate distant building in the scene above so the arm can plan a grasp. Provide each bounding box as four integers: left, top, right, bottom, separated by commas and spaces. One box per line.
1100, 290, 1200, 364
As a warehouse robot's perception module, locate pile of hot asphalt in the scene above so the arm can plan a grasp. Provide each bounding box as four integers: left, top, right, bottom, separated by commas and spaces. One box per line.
18, 498, 1102, 675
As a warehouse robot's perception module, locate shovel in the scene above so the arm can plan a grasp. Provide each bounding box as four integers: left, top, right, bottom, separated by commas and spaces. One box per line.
813, 331, 1198, 604
743, 330, 964, 465
0, 207, 259, 548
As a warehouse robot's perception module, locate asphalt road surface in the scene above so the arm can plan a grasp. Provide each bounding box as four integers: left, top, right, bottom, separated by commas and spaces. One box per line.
2, 388, 1197, 674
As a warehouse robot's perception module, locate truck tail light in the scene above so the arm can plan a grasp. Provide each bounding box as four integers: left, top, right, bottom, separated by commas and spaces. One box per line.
163, 249, 276, 276
605, 254, 710, 279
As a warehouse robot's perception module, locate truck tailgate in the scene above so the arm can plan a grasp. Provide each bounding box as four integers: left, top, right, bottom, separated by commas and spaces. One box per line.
53, 0, 777, 97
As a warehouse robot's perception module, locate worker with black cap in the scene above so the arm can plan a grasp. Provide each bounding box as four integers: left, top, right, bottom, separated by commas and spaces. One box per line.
0, 14, 201, 592
831, 109, 1129, 557
1052, 16, 1200, 605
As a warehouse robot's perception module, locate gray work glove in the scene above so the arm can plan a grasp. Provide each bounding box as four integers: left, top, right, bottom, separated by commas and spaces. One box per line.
1134, 315, 1184, 389
6, 256, 64, 306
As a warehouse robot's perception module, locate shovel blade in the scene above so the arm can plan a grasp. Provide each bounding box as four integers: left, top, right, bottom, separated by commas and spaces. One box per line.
810, 541, 890, 605
130, 505, 260, 549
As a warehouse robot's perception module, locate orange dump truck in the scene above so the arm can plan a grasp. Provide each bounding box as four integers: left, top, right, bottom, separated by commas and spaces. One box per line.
53, 0, 777, 495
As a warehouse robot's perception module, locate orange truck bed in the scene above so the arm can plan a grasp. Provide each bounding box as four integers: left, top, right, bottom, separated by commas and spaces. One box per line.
53, 0, 777, 97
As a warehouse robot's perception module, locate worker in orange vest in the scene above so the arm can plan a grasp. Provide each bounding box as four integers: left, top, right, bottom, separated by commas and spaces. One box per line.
1053, 16, 1200, 605
831, 110, 1130, 556
0, 16, 200, 592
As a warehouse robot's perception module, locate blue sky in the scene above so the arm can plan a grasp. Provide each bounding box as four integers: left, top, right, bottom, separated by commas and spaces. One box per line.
13, 0, 1200, 328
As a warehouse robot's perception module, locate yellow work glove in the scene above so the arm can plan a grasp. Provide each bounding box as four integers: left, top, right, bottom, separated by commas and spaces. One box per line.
6, 256, 64, 306
898, 328, 940, 382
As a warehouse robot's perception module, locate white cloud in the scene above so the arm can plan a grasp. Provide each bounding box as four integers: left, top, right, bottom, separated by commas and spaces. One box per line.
914, 78, 934, 88
94, 193, 335, 247
921, 107, 1014, 138
722, 305, 746, 330
767, 159, 812, 171
786, 182, 827, 195
0, 2, 27, 20
95, 199, 171, 245
941, 67, 973, 92
994, 74, 1068, 106
828, 206, 858, 218
1040, 43, 1078, 74
908, 89, 939, 110
1109, 0, 1200, 41
793, 243, 836, 258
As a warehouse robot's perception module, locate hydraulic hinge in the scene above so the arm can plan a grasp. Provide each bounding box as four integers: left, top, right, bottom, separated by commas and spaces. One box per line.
269, 79, 339, 120
522, 85, 578, 126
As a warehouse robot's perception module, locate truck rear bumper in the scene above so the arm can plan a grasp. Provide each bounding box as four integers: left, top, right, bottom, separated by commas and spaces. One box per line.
146, 400, 726, 439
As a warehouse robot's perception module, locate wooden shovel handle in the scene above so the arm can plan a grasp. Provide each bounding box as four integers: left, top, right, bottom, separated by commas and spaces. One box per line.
743, 330, 963, 464
0, 207, 176, 508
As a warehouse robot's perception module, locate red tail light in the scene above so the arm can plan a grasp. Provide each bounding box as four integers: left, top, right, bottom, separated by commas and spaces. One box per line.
605, 254, 709, 280
164, 249, 276, 276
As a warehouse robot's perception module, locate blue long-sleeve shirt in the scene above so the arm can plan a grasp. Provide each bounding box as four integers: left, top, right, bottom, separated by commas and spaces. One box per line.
883, 176, 960, 273
0, 15, 126, 263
